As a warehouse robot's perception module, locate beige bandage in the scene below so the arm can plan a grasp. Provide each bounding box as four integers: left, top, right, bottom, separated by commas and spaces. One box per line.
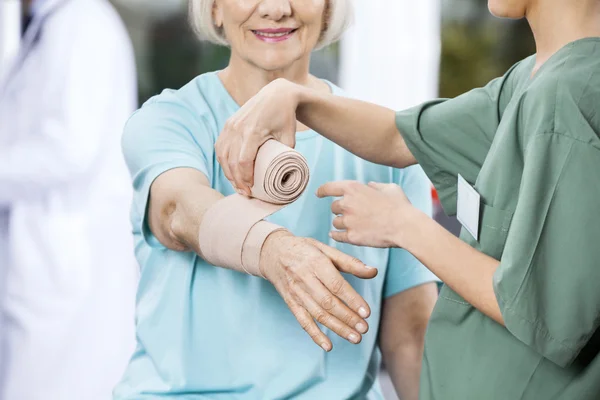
198, 140, 310, 277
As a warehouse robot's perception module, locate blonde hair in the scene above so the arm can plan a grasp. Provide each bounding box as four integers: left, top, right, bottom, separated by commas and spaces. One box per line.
189, 0, 353, 50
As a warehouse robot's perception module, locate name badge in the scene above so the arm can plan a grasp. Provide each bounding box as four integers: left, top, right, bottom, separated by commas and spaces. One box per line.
457, 174, 480, 240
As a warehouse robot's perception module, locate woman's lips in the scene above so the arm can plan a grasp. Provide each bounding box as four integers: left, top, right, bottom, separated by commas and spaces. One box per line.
252, 28, 298, 43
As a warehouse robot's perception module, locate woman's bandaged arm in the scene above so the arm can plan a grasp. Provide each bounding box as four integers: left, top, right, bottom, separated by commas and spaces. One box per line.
147, 166, 378, 349
148, 167, 282, 276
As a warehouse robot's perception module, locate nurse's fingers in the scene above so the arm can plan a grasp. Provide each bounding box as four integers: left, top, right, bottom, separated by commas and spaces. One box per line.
228, 139, 251, 196
331, 200, 344, 215
217, 145, 234, 188
285, 296, 332, 352
316, 181, 353, 198
330, 230, 350, 244
294, 286, 362, 345
332, 216, 346, 230
300, 273, 368, 334
238, 137, 263, 190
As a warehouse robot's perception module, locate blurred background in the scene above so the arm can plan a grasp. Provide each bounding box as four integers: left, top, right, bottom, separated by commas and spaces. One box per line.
0, 0, 535, 399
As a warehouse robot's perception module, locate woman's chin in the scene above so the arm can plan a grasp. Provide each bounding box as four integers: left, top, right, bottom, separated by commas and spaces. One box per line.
242, 47, 306, 73
252, 58, 302, 73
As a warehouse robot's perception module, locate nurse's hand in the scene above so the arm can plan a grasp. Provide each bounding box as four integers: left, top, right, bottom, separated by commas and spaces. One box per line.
260, 231, 378, 351
316, 181, 414, 248
216, 79, 298, 196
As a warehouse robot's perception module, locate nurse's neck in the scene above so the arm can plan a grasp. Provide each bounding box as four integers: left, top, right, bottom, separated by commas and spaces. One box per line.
527, 0, 600, 76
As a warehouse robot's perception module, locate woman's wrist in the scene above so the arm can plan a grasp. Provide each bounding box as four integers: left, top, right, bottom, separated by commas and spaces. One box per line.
259, 229, 293, 278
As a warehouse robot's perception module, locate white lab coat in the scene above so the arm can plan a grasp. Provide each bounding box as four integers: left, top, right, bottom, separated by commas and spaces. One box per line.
0, 0, 22, 77
0, 0, 138, 399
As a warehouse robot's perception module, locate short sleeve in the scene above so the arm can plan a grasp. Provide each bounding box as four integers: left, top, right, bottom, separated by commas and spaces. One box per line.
394, 63, 521, 216
493, 133, 600, 367
121, 97, 215, 247
383, 165, 440, 298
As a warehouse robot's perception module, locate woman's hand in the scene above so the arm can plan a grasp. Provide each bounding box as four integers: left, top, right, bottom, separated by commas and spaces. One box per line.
259, 231, 378, 351
316, 181, 417, 248
216, 79, 300, 196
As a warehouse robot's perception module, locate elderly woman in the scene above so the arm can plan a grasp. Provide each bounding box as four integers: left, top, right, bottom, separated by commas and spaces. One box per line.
216, 0, 600, 399
114, 1, 438, 399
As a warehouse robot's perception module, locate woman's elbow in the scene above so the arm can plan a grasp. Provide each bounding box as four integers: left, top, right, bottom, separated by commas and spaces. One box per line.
147, 188, 190, 252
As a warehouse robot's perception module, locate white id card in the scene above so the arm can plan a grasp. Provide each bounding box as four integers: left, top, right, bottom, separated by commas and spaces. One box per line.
457, 174, 481, 240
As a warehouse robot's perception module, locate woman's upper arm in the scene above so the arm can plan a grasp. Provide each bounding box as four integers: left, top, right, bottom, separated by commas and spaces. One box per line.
121, 98, 216, 249
147, 168, 217, 252
379, 283, 438, 354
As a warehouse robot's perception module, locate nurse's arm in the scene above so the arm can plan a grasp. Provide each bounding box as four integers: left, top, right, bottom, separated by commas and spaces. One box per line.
400, 211, 504, 325
216, 79, 417, 195
379, 283, 438, 400
147, 167, 378, 351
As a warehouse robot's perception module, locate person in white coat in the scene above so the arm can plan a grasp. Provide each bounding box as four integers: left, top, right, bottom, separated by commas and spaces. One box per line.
0, 0, 138, 399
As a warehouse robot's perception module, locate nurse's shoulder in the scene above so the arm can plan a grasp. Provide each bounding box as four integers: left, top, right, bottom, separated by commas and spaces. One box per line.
521, 40, 600, 148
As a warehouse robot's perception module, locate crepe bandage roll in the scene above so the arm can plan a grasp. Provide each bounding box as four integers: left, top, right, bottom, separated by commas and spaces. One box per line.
198, 140, 310, 277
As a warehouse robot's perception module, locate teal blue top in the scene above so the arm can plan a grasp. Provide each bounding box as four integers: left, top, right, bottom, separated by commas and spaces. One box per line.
115, 71, 438, 400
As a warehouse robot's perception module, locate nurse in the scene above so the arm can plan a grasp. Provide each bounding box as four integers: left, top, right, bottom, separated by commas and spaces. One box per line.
216, 0, 600, 398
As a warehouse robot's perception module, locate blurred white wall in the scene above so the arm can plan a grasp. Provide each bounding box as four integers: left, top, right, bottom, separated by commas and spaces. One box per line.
0, 0, 21, 78
340, 0, 441, 110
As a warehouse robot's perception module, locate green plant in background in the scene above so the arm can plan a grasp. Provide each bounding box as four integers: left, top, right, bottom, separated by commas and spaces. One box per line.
439, 17, 535, 98
143, 14, 230, 103
440, 22, 498, 98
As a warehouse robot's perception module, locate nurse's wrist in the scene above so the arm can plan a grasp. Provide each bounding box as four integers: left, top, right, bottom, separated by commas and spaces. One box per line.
271, 78, 302, 110
392, 206, 428, 251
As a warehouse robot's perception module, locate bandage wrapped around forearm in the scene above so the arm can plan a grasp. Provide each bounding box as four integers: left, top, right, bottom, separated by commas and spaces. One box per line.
198, 140, 309, 277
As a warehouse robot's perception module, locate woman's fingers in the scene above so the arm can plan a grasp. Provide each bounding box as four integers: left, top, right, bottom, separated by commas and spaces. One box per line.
284, 295, 332, 351
301, 273, 369, 334
307, 241, 375, 319
294, 285, 363, 345
311, 239, 377, 279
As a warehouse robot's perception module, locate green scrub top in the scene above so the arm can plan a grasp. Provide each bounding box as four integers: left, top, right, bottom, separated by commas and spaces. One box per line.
395, 38, 600, 399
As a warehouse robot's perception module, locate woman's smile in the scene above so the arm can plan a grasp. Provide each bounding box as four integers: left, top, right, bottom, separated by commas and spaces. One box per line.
252, 27, 299, 43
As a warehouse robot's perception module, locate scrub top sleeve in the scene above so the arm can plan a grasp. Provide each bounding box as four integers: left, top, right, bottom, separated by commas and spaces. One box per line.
493, 133, 600, 368
121, 99, 214, 248
395, 67, 518, 216
383, 166, 440, 298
